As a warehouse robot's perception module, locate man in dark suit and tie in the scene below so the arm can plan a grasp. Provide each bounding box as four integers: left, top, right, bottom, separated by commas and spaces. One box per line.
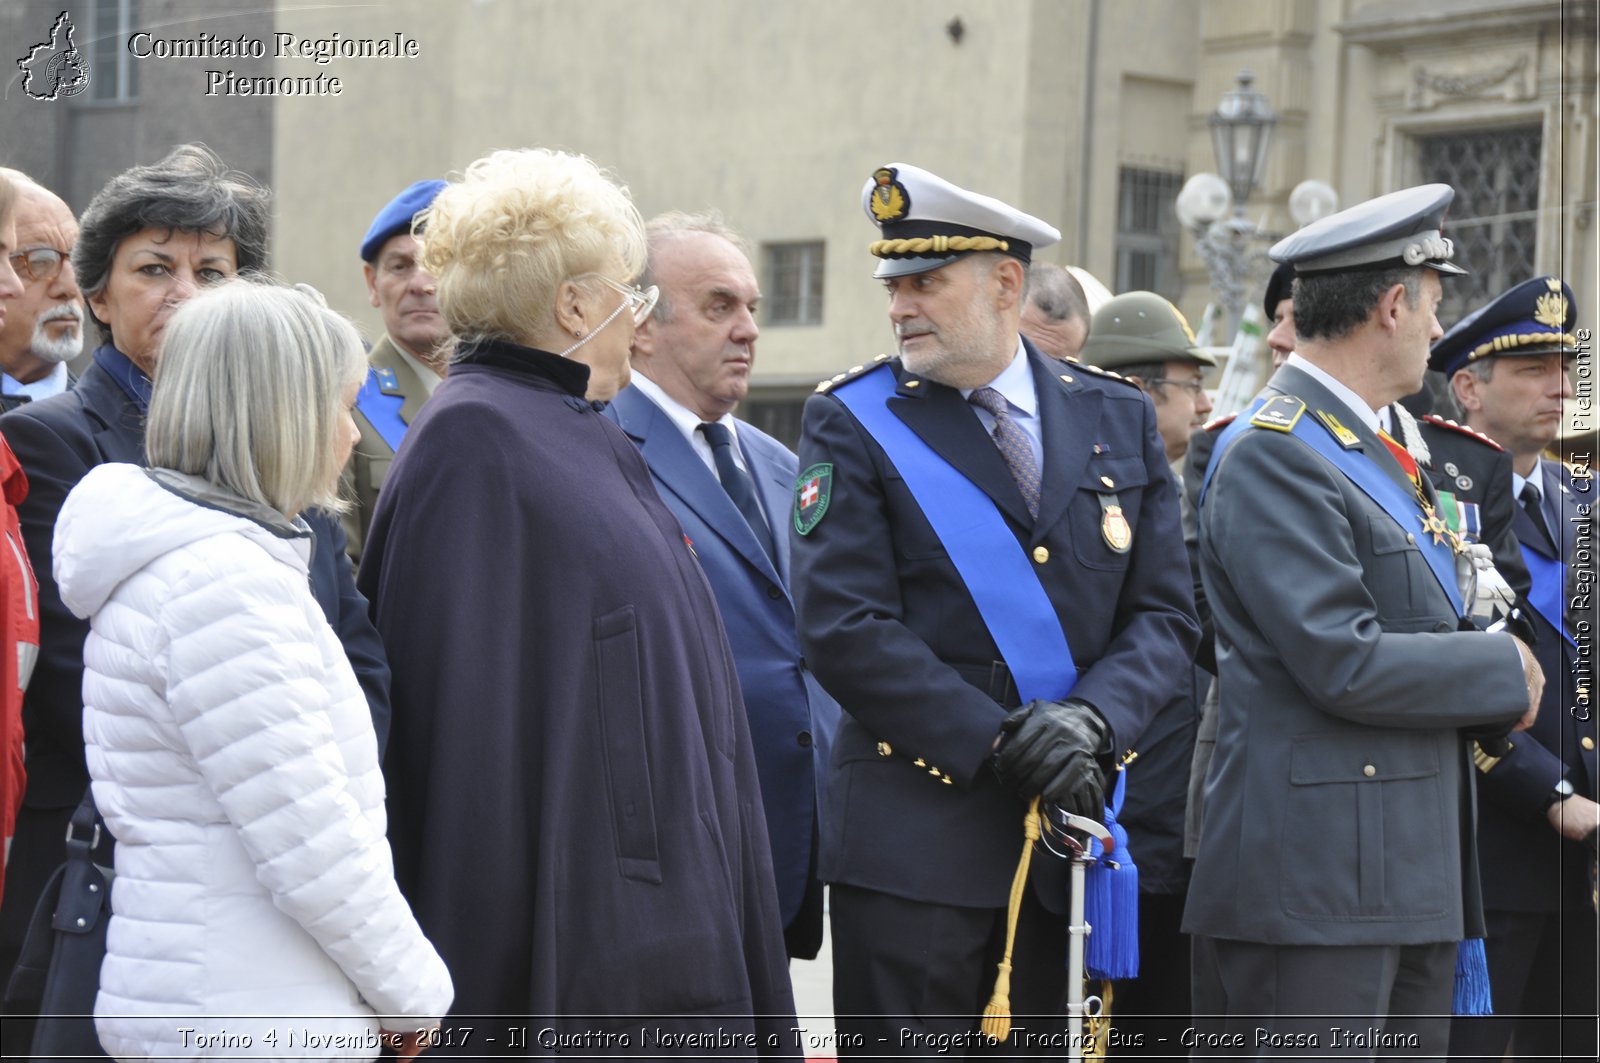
1437, 276, 1598, 1061
790, 163, 1199, 1054
1184, 186, 1543, 1056
604, 211, 840, 959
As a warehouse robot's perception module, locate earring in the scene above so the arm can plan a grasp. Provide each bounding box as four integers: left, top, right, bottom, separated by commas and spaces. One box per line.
573, 328, 585, 339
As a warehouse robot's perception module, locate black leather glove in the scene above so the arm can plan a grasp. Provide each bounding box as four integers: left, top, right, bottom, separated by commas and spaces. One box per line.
993, 699, 1108, 820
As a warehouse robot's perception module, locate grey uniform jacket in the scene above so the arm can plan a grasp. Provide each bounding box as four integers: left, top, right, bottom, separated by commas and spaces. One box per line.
1182, 363, 1528, 947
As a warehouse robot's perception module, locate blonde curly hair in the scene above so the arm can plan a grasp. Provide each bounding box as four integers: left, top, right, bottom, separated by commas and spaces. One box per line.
417, 149, 646, 348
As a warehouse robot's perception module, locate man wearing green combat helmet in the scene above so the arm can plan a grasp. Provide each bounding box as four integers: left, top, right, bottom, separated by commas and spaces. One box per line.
1080, 292, 1215, 466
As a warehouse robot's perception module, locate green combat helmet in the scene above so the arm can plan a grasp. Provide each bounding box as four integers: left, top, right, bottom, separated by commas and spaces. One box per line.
1080, 291, 1216, 371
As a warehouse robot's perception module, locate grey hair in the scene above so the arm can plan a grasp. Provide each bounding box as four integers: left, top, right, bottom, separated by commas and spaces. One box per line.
1461, 358, 1496, 383
1292, 266, 1423, 343
0, 171, 14, 226
1026, 262, 1091, 327
76, 144, 270, 345
146, 278, 367, 517
640, 209, 750, 322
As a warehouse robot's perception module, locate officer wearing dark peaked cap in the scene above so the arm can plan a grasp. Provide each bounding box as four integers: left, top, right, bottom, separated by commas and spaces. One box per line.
791, 162, 1198, 1055
1183, 184, 1543, 1057
1435, 275, 1598, 1063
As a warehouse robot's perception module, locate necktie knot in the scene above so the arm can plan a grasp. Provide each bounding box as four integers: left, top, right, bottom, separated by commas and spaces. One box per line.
700, 420, 733, 448
969, 386, 1009, 419
1519, 481, 1541, 510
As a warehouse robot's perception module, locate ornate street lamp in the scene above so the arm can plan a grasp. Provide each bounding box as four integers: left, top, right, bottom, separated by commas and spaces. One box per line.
1209, 71, 1278, 214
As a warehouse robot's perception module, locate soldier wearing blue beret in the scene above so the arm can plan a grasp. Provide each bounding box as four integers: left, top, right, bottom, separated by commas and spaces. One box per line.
1438, 276, 1597, 1062
344, 179, 448, 563
790, 163, 1199, 1055
1183, 185, 1544, 1056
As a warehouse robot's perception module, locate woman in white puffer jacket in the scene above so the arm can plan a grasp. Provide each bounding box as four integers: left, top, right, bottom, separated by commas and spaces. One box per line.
52, 280, 452, 1061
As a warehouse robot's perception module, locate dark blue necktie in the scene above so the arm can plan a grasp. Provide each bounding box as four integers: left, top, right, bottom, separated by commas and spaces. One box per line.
699, 422, 776, 563
1520, 481, 1557, 556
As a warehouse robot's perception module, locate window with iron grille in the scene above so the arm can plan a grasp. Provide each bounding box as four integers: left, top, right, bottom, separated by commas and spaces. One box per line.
763, 242, 825, 326
1417, 126, 1542, 324
741, 389, 810, 451
1115, 168, 1184, 300
88, 0, 141, 101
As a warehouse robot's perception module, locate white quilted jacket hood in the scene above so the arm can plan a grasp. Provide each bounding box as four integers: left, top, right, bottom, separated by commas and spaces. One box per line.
55, 463, 312, 619
56, 463, 452, 1060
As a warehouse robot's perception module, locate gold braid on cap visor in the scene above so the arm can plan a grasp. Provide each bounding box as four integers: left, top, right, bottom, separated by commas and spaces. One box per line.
869, 234, 1012, 257
1466, 331, 1578, 364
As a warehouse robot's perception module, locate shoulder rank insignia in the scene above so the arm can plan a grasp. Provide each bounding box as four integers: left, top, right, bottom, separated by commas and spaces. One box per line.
794, 463, 833, 536
1420, 414, 1504, 452
1250, 395, 1305, 433
869, 167, 910, 222
816, 355, 892, 394
1313, 409, 1360, 448
373, 366, 402, 395
1201, 412, 1238, 433
1076, 361, 1144, 390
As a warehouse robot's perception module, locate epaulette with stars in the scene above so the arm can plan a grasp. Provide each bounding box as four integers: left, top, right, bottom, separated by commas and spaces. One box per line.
1420, 414, 1505, 452
815, 353, 894, 394
1071, 361, 1145, 390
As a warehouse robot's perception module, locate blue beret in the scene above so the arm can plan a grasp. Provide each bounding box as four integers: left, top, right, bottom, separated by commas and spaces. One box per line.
862, 163, 1060, 279
359, 179, 446, 262
1270, 184, 1466, 277
1430, 275, 1579, 375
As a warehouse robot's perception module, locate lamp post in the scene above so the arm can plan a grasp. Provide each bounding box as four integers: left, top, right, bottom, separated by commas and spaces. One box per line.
1176, 71, 1280, 328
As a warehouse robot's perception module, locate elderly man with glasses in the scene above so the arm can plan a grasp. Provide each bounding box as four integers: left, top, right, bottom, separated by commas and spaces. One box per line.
0, 171, 83, 413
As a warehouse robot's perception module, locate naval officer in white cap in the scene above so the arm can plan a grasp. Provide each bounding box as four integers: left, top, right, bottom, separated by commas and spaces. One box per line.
790, 163, 1199, 1055
1183, 184, 1543, 1056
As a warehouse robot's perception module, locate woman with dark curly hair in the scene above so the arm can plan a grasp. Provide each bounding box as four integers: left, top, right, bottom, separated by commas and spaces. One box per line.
0, 145, 391, 1000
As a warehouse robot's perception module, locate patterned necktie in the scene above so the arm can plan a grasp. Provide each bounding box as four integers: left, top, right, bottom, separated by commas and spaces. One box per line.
969, 386, 1040, 519
699, 421, 776, 563
1519, 481, 1557, 555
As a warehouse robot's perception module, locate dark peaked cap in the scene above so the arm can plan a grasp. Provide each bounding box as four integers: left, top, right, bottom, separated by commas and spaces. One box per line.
1430, 275, 1579, 375
1270, 183, 1467, 277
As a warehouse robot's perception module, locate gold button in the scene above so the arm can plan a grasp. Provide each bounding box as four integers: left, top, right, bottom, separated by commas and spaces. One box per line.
1583, 737, 1595, 751
877, 741, 893, 757
906, 380, 921, 388
1033, 546, 1050, 564
1363, 764, 1376, 777
1100, 475, 1115, 488
1060, 374, 1075, 384
1406, 533, 1415, 545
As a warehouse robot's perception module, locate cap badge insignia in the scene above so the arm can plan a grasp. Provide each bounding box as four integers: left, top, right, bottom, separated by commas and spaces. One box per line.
870, 167, 909, 223
794, 463, 834, 536
1099, 495, 1132, 553
1534, 289, 1568, 329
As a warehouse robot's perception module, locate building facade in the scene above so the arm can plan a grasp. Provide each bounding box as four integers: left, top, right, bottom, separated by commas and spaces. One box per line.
2, 0, 1593, 444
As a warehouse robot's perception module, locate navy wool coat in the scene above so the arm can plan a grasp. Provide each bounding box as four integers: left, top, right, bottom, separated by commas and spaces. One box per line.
358, 341, 796, 1050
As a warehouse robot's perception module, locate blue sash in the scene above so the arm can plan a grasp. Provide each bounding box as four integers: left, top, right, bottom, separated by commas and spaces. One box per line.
1521, 545, 1577, 653
833, 366, 1078, 701
1203, 397, 1464, 617
356, 368, 408, 452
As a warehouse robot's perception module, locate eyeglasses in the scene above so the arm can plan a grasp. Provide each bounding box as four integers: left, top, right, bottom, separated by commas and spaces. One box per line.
8, 247, 72, 284
585, 274, 659, 325
1148, 377, 1208, 398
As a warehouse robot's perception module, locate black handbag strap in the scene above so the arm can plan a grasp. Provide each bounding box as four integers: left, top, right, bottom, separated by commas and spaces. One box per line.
51, 788, 112, 936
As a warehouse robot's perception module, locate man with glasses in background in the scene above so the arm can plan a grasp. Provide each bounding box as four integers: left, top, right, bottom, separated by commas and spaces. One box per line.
1077, 289, 1215, 1051
0, 171, 82, 413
